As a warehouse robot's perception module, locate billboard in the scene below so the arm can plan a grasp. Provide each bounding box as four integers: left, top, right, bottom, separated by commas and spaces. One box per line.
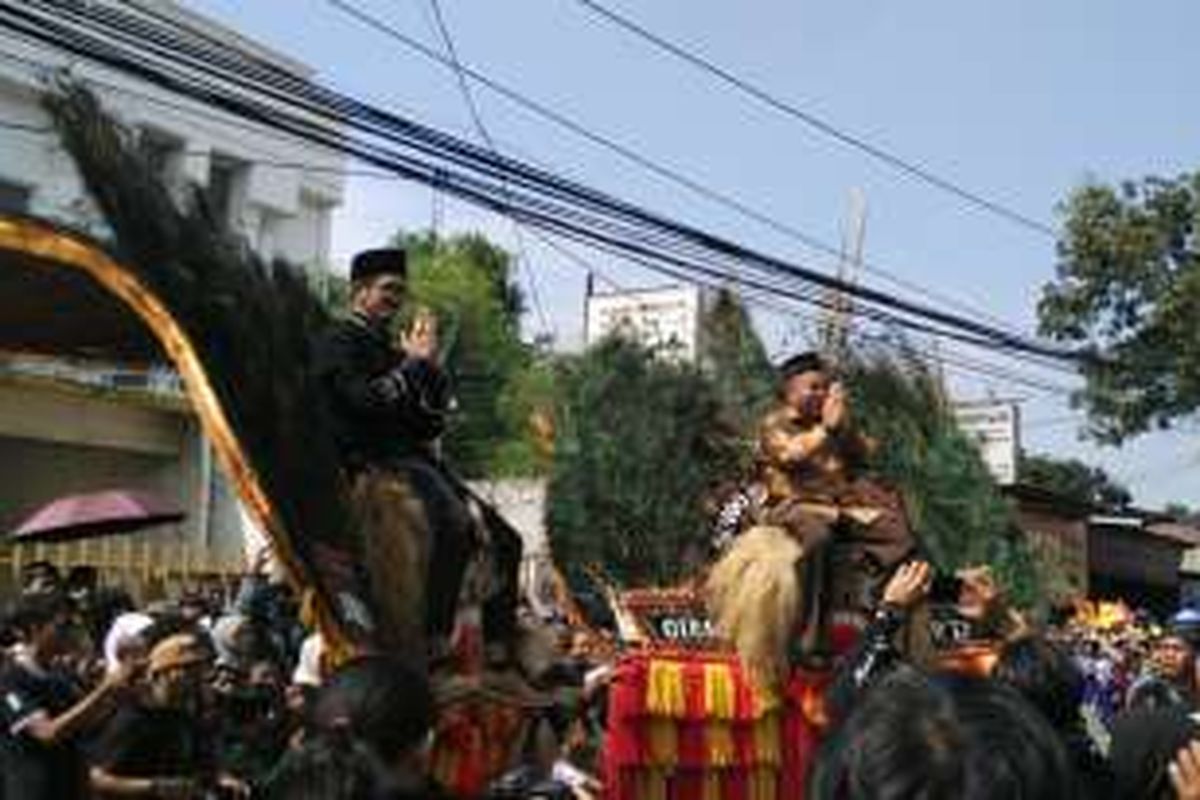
585, 285, 703, 362
953, 401, 1020, 485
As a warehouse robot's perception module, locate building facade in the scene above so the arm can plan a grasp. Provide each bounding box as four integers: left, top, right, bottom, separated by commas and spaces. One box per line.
0, 1, 345, 585
0, 1, 343, 271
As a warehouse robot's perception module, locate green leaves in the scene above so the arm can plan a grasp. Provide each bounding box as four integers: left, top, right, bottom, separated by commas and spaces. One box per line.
844, 350, 1040, 608
1040, 173, 1200, 442
546, 338, 741, 587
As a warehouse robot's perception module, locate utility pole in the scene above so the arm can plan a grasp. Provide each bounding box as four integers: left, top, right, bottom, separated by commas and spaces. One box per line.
821, 189, 867, 366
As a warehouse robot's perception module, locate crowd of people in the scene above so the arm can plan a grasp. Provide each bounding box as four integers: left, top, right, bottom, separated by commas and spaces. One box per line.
0, 559, 606, 800
6, 245, 1198, 800
13, 550, 1200, 799
807, 559, 1200, 800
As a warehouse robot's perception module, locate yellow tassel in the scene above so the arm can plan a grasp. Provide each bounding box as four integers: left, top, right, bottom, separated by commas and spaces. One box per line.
646, 659, 687, 717
707, 721, 736, 767
753, 714, 781, 765
646, 718, 679, 767
750, 681, 781, 718
750, 768, 777, 800
703, 662, 736, 719
639, 769, 668, 800
702, 772, 723, 800
431, 746, 457, 789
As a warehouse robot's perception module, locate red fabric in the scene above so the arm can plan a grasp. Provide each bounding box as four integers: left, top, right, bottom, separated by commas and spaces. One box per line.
683, 659, 707, 720
677, 721, 707, 768
601, 652, 834, 800
673, 770, 704, 800
722, 769, 749, 800
733, 662, 758, 722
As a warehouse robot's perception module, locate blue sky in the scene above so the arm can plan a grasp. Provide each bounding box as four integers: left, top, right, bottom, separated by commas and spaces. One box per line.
188, 0, 1200, 508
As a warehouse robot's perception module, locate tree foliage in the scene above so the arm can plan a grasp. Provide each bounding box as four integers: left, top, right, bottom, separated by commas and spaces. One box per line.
393, 231, 534, 477
698, 289, 776, 446
1039, 174, 1200, 442
546, 338, 742, 587
1018, 453, 1131, 511
845, 350, 1041, 607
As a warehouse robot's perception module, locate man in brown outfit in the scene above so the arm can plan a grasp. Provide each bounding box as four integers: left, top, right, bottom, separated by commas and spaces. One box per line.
755, 351, 916, 658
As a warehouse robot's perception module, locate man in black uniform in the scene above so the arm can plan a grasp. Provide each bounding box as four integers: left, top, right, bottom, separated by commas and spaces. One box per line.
312, 247, 474, 660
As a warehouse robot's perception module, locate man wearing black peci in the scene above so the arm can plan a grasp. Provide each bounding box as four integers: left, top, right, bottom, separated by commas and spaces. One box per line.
312, 247, 476, 663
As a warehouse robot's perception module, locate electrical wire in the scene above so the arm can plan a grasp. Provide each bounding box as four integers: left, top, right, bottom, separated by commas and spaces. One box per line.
424, 0, 555, 341
0, 0, 1082, 368
568, 0, 1058, 239
328, 0, 1042, 341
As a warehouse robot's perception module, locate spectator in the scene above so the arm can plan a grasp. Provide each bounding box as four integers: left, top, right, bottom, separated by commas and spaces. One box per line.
485, 714, 575, 800
1144, 634, 1198, 706
268, 656, 447, 800
993, 635, 1112, 796
216, 656, 290, 790
1110, 706, 1199, 800
0, 591, 135, 800
102, 612, 153, 678
810, 668, 1080, 800
89, 631, 248, 798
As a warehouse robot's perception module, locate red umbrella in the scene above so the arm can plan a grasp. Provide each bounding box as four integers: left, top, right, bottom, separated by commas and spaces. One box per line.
10, 489, 185, 543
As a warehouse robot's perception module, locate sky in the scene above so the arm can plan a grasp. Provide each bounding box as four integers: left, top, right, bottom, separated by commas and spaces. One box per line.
185, 0, 1200, 509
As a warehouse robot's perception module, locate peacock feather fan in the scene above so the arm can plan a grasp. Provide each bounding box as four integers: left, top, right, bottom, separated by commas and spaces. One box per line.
42, 81, 363, 630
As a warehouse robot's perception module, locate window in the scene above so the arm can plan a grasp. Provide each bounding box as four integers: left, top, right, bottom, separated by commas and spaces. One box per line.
207, 154, 249, 229
139, 128, 185, 189
0, 179, 31, 214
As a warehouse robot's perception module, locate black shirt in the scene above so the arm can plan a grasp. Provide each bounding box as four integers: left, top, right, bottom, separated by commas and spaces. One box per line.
0, 657, 88, 800
312, 314, 449, 468
90, 701, 214, 781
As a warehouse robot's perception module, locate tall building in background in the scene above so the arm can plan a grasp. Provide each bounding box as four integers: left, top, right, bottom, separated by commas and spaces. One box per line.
0, 1, 346, 580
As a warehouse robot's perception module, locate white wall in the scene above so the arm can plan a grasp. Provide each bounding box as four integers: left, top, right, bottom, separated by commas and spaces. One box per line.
0, 6, 347, 568
0, 15, 344, 271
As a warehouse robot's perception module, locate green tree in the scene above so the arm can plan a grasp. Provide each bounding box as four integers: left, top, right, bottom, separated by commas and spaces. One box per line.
698, 289, 776, 446
546, 337, 742, 587
395, 231, 531, 476
1038, 174, 1200, 442
845, 349, 1041, 606
1018, 454, 1131, 511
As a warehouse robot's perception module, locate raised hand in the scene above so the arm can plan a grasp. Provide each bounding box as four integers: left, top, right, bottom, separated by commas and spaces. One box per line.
1170, 740, 1200, 800
400, 307, 438, 361
822, 382, 847, 430
882, 560, 932, 610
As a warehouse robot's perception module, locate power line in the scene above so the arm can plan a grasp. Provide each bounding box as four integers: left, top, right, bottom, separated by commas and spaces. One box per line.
568, 0, 1058, 240
0, 97, 1061, 391
0, 0, 1080, 369
322, 0, 1062, 352
423, 0, 554, 341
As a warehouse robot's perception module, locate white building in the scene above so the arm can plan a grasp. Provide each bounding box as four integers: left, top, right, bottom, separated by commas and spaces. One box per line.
952, 400, 1021, 486
0, 1, 345, 583
0, 0, 343, 271
584, 284, 708, 362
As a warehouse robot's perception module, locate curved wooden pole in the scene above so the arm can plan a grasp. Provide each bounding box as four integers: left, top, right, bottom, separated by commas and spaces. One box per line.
0, 216, 352, 657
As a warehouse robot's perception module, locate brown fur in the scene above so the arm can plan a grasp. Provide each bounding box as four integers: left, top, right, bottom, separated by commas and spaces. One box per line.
350, 471, 431, 664
705, 526, 804, 691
